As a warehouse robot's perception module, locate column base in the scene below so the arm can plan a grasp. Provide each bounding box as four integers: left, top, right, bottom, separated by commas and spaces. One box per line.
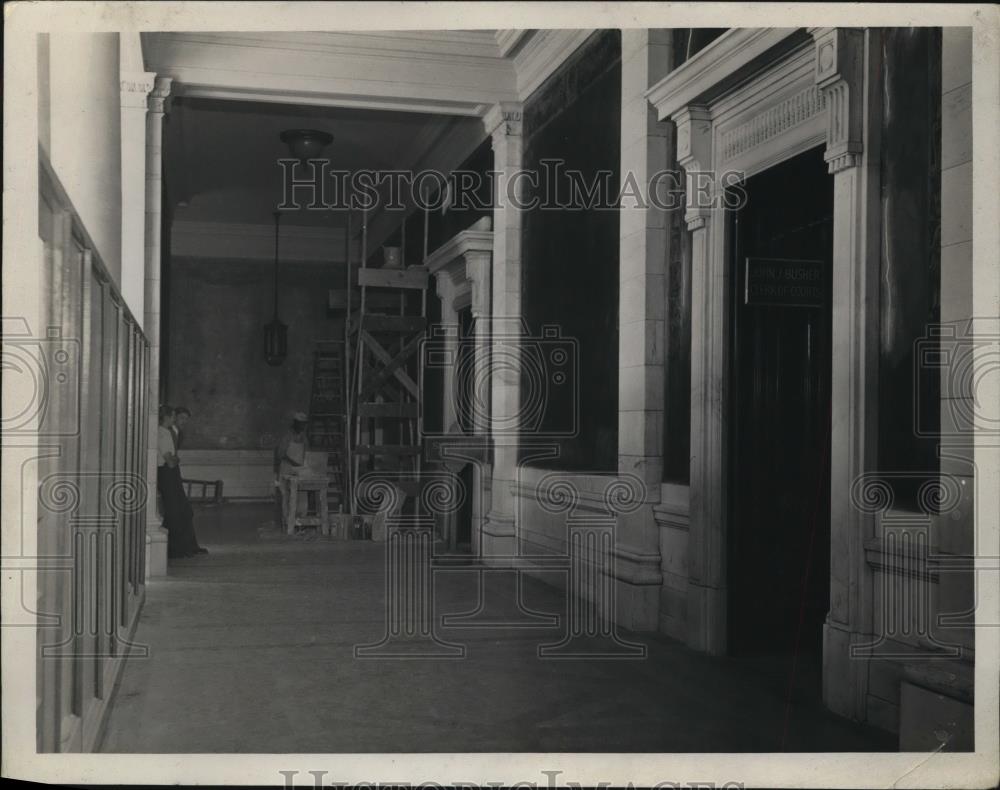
823, 618, 865, 721
480, 511, 516, 564
613, 576, 660, 632
685, 580, 727, 655
145, 520, 169, 580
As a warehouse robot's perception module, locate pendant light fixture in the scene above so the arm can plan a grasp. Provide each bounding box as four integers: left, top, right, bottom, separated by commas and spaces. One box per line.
264, 211, 288, 366
265, 129, 332, 366
279, 129, 334, 162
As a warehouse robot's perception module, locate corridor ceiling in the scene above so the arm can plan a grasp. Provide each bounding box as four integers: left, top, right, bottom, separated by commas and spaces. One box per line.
165, 97, 478, 228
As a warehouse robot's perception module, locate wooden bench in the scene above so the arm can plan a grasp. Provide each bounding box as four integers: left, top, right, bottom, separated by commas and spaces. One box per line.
182, 477, 224, 504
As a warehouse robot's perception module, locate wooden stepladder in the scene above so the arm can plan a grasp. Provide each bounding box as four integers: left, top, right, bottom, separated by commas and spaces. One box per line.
308, 339, 348, 514
347, 262, 429, 513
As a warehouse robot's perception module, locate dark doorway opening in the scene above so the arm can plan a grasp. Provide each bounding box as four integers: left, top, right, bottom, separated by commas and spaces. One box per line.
727, 147, 833, 683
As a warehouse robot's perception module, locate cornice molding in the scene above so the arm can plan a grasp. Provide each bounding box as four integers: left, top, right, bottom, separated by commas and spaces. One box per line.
645, 28, 800, 121
513, 29, 596, 100
424, 229, 494, 275
426, 229, 493, 318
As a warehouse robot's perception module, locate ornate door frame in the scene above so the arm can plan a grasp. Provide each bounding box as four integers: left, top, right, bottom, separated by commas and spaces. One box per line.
648, 28, 879, 720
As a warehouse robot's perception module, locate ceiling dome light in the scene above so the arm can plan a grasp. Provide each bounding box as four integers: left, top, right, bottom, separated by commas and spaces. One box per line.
280, 128, 333, 161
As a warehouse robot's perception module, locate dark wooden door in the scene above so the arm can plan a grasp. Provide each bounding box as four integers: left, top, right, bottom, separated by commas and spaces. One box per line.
728, 147, 833, 657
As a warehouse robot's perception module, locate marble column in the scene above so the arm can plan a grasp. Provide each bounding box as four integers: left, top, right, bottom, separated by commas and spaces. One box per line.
120, 70, 156, 325
482, 102, 523, 562
466, 249, 493, 436
144, 76, 172, 579
673, 102, 727, 654
466, 249, 493, 558
614, 30, 672, 630
809, 27, 875, 721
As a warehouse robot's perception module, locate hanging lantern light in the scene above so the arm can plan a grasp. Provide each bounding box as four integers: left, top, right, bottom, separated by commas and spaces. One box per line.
279, 129, 334, 162
265, 130, 331, 366
264, 211, 288, 366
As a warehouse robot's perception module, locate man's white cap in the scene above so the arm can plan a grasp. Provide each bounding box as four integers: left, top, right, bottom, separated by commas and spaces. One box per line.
292, 411, 308, 422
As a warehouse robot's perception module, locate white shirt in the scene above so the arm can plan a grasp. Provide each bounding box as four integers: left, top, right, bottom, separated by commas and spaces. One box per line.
157, 425, 176, 467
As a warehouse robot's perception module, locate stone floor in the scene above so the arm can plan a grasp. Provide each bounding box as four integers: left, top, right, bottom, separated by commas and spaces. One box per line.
100, 503, 897, 753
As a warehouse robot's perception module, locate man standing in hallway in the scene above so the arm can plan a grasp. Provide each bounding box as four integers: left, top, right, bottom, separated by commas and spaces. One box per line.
163, 405, 208, 557
158, 406, 206, 558
172, 406, 191, 450
274, 411, 309, 528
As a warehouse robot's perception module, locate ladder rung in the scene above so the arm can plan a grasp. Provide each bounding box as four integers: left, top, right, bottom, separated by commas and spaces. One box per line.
357, 266, 429, 290
360, 315, 427, 334
357, 402, 419, 418
311, 340, 347, 501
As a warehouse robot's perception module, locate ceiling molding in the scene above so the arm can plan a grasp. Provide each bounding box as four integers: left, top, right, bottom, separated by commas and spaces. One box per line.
156, 31, 504, 63
144, 32, 517, 117
174, 83, 492, 118
513, 29, 597, 100
172, 220, 347, 263
495, 29, 532, 58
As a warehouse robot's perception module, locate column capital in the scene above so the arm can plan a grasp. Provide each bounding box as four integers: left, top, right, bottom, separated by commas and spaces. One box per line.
120, 71, 157, 111
485, 101, 524, 142
147, 76, 173, 115
809, 27, 864, 174
434, 268, 457, 303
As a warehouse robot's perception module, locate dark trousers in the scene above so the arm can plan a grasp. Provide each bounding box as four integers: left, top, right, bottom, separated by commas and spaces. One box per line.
158, 464, 201, 558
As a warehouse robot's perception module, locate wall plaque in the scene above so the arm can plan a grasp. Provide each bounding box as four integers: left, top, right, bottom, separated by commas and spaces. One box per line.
744, 257, 824, 308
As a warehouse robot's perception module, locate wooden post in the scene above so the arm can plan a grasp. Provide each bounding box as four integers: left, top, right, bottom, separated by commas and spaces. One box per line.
353, 204, 369, 500
422, 195, 430, 263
